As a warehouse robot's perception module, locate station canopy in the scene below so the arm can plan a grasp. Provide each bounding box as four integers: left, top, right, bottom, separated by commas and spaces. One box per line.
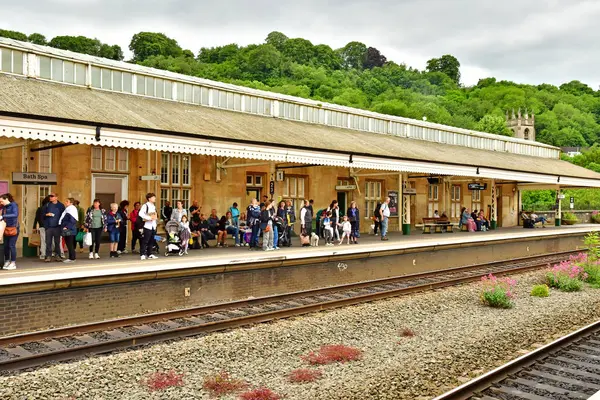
1, 74, 600, 187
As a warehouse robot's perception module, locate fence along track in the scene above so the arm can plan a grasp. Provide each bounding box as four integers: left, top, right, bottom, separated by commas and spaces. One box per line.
0, 251, 581, 373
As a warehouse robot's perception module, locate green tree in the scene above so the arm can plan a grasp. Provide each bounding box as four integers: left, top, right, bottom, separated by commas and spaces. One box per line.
426, 54, 461, 85
27, 33, 47, 45
129, 32, 182, 62
49, 35, 101, 55
312, 44, 342, 69
246, 44, 282, 79
98, 44, 124, 61
282, 38, 315, 65
265, 31, 288, 51
0, 29, 28, 41
476, 114, 512, 136
338, 41, 367, 70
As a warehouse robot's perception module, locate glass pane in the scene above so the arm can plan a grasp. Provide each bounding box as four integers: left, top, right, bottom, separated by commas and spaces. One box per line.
156, 79, 164, 98
290, 178, 297, 197
251, 97, 258, 113
113, 70, 122, 91
258, 98, 265, 115
161, 153, 169, 184
246, 175, 253, 186
51, 58, 63, 81
105, 148, 116, 170
101, 68, 111, 89
283, 179, 289, 197
182, 155, 190, 185
171, 154, 180, 185
118, 149, 128, 171
160, 189, 169, 211
184, 84, 193, 103
182, 189, 190, 209
219, 91, 227, 108
171, 189, 179, 205
122, 72, 132, 93
255, 175, 262, 187
176, 82, 184, 101
193, 86, 201, 104
298, 178, 305, 198
164, 80, 173, 99
136, 75, 145, 95
75, 63, 86, 85
91, 147, 102, 170
146, 77, 155, 96
234, 93, 242, 110
12, 50, 23, 74
1, 49, 11, 72
201, 87, 209, 105
227, 92, 234, 109
39, 56, 51, 79
264, 99, 272, 115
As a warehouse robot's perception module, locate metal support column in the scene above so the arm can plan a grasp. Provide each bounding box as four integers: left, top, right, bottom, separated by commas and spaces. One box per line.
555, 188, 562, 226
490, 179, 497, 230
398, 174, 402, 231
402, 172, 411, 235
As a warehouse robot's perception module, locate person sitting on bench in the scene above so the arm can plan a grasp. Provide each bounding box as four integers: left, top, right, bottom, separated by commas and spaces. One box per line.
530, 212, 547, 227
521, 212, 535, 228
476, 210, 490, 231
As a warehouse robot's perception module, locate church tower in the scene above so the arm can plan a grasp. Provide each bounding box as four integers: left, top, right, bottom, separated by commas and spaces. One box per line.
506, 108, 535, 141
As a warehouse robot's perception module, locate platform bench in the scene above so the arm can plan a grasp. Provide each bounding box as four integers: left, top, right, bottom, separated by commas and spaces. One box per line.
422, 218, 455, 234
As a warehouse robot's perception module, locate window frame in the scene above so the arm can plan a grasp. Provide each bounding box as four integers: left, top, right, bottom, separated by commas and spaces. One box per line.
364, 180, 383, 219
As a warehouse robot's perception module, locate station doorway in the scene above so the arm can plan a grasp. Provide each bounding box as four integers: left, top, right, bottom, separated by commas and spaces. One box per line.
245, 188, 261, 207
91, 174, 128, 208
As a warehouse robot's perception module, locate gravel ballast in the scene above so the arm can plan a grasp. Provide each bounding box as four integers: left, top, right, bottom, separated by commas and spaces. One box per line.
1, 270, 600, 399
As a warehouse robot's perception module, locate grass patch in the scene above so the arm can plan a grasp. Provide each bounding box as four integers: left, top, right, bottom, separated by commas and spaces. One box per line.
302, 344, 362, 365
141, 370, 184, 392
530, 284, 550, 297
288, 368, 323, 383
202, 371, 247, 397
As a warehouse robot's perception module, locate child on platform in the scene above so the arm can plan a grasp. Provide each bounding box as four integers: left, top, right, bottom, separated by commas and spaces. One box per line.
339, 215, 352, 245
323, 212, 334, 246
179, 214, 191, 255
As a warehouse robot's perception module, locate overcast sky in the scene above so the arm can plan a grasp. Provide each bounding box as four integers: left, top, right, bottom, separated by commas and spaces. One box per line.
3, 0, 599, 89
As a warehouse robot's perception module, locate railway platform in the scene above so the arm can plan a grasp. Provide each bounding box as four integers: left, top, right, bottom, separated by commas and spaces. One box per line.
0, 225, 598, 336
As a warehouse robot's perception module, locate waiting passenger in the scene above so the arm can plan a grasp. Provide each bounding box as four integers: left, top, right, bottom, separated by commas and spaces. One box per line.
276, 201, 288, 247
328, 200, 340, 241
117, 200, 129, 255
74, 200, 86, 253
260, 200, 275, 251
33, 196, 50, 260
477, 210, 490, 231
247, 199, 261, 250
285, 200, 295, 246
217, 214, 229, 247
162, 201, 173, 223
228, 203, 241, 247
107, 203, 122, 258
433, 210, 440, 218
0, 193, 19, 270
347, 201, 360, 244
199, 214, 215, 248
300, 199, 313, 237
461, 207, 476, 232
59, 197, 78, 263
208, 209, 219, 235
138, 193, 159, 261
322, 212, 334, 246
84, 199, 107, 260
171, 200, 187, 223
179, 214, 191, 255
471, 209, 478, 221
189, 200, 202, 224
530, 212, 547, 227
129, 202, 141, 254
43, 193, 66, 262
339, 215, 352, 245
189, 218, 202, 249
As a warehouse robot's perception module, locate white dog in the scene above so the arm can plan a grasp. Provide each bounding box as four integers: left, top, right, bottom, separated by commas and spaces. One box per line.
310, 232, 320, 247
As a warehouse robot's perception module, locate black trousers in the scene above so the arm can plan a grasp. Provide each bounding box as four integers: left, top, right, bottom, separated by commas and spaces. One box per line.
117, 224, 127, 252
45, 226, 62, 257
140, 228, 156, 257
89, 227, 102, 254
131, 229, 141, 251
64, 235, 76, 260
374, 220, 380, 234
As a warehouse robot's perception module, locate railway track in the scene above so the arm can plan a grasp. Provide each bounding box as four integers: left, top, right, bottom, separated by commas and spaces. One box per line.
0, 250, 581, 373
434, 319, 600, 400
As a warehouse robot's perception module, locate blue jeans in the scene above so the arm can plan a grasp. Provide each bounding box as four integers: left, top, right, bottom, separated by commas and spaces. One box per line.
109, 229, 120, 243
4, 227, 19, 262
251, 224, 260, 248
273, 225, 279, 248
226, 226, 240, 244
381, 217, 389, 238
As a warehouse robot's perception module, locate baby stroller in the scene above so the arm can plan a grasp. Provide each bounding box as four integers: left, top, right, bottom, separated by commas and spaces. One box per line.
164, 220, 182, 257
275, 217, 290, 247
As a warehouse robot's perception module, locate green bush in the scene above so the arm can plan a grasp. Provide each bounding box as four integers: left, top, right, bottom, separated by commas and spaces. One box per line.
480, 274, 516, 309
530, 284, 550, 297
562, 212, 578, 223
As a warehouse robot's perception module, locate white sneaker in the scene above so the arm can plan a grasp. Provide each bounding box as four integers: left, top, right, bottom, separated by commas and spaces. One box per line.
117, 250, 122, 255
89, 252, 94, 259
3, 261, 9, 268
39, 255, 45, 260
140, 255, 147, 261
235, 244, 241, 247
94, 253, 100, 259
148, 254, 158, 259
184, 250, 188, 255
5, 262, 16, 270
63, 259, 74, 263
121, 249, 128, 254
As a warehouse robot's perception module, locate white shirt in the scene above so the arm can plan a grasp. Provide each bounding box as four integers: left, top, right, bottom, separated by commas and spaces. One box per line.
300, 207, 307, 226
381, 203, 391, 218
138, 202, 157, 230
341, 221, 352, 233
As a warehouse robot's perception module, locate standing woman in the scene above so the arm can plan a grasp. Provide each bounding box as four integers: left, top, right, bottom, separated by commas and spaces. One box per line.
0, 193, 19, 270
170, 200, 187, 223
59, 198, 78, 263
117, 200, 129, 254
346, 201, 360, 244
129, 202, 141, 253
328, 200, 340, 242
84, 199, 107, 259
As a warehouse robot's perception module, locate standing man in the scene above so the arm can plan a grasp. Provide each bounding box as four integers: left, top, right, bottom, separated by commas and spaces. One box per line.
260, 195, 269, 208
74, 199, 86, 253
189, 200, 201, 224
379, 197, 391, 241
43, 193, 65, 262
300, 199, 313, 236
162, 201, 173, 223
247, 199, 261, 250
139, 193, 158, 261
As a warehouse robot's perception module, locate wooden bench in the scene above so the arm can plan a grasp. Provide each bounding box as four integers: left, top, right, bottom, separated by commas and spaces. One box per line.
422, 217, 455, 234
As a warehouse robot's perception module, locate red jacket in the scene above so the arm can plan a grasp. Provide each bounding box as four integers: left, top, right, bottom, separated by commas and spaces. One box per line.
129, 209, 139, 231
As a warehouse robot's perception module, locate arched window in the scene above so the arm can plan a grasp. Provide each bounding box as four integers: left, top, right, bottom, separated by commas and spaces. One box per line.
524, 128, 530, 140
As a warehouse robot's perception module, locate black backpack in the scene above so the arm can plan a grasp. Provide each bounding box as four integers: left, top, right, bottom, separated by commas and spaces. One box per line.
134, 204, 148, 231
374, 203, 382, 218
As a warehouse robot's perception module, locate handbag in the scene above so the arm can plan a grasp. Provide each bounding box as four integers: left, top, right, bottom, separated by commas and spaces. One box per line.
61, 229, 73, 237
75, 231, 85, 243
4, 226, 17, 237
29, 231, 41, 247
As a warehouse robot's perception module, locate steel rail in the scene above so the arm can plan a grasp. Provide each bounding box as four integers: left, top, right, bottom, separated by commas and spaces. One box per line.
432, 319, 600, 400
0, 250, 581, 372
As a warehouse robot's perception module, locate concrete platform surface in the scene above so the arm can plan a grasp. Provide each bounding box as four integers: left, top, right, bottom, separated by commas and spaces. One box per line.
1, 225, 598, 286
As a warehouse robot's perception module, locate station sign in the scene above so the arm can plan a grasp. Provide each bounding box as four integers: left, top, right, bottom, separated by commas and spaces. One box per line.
276, 170, 285, 182
139, 175, 161, 181
335, 184, 357, 191
12, 172, 57, 185
557, 194, 566, 199
570, 197, 574, 203
468, 183, 487, 191
403, 188, 417, 195
269, 180, 275, 195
